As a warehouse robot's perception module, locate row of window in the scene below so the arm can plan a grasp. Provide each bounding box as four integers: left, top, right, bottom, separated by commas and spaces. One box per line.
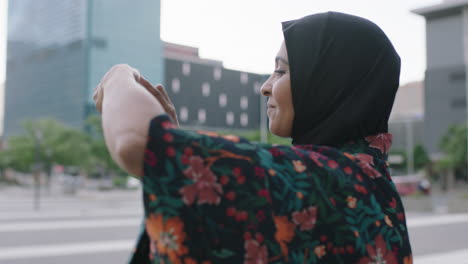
179, 107, 250, 126
171, 78, 263, 95
180, 62, 251, 85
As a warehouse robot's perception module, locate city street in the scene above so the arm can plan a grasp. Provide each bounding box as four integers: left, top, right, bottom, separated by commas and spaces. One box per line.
0, 186, 467, 263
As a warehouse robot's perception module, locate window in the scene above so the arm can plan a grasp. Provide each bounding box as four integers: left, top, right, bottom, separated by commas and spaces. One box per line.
202, 82, 210, 97
226, 112, 234, 126
241, 72, 249, 84
254, 82, 262, 94
172, 78, 180, 93
451, 98, 466, 109
219, 94, 227, 107
214, 68, 222, 80
182, 63, 191, 76
180, 107, 189, 122
198, 109, 206, 123
240, 113, 248, 127
240, 96, 248, 109
450, 72, 465, 82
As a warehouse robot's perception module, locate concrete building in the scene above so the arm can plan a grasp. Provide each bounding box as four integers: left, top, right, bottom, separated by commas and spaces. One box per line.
4, 0, 163, 137
388, 81, 425, 152
162, 42, 267, 130
412, 0, 468, 155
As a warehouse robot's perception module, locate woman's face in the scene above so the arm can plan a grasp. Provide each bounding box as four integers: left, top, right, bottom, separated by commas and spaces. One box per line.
261, 41, 294, 138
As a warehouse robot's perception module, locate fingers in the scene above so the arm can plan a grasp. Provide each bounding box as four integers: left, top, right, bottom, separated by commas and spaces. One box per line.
155, 84, 170, 102
136, 74, 154, 92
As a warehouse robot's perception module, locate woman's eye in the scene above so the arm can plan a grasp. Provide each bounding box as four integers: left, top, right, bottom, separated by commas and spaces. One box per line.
274, 70, 286, 76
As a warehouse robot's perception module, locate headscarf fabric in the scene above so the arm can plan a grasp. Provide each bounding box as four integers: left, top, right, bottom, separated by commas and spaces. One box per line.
282, 12, 401, 146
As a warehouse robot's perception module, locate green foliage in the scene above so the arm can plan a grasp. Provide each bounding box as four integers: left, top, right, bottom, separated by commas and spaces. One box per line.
413, 144, 430, 170
112, 175, 128, 188
6, 119, 91, 173
438, 123, 467, 171
85, 115, 126, 176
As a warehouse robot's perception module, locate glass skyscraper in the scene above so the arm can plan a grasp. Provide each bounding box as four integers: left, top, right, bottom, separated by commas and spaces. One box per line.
4, 0, 163, 137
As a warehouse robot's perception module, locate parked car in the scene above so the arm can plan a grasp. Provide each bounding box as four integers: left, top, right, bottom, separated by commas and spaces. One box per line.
392, 173, 431, 196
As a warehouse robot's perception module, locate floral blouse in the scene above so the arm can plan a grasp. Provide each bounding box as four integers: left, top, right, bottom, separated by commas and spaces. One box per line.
129, 114, 412, 264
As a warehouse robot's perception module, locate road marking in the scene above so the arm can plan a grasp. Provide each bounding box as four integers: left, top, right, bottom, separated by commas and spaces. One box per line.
0, 239, 135, 260
407, 213, 468, 228
0, 218, 140, 232
0, 209, 141, 220
414, 248, 468, 264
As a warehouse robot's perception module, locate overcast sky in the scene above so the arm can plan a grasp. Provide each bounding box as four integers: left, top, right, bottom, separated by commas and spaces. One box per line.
0, 0, 442, 133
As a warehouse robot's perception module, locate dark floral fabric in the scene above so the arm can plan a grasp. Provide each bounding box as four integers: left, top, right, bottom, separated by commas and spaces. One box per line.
129, 114, 412, 264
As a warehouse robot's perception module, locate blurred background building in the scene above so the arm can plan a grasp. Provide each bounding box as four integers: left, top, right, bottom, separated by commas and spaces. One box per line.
413, 0, 468, 156
3, 0, 267, 138
4, 0, 164, 137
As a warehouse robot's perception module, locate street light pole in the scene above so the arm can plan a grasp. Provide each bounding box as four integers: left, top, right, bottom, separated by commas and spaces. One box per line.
33, 129, 43, 211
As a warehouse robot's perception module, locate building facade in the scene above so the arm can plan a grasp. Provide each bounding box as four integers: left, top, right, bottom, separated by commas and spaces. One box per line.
413, 0, 468, 155
4, 0, 163, 137
163, 42, 267, 130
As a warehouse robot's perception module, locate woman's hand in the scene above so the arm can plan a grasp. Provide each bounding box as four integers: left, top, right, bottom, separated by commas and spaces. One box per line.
93, 64, 140, 113
137, 78, 180, 127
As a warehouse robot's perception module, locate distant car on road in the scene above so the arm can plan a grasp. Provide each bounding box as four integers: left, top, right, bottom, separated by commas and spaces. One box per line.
392, 173, 431, 196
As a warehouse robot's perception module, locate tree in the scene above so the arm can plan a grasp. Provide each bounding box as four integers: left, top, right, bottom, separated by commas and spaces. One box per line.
413, 144, 430, 171
436, 123, 468, 189
85, 115, 126, 178
7, 119, 92, 189
438, 123, 467, 171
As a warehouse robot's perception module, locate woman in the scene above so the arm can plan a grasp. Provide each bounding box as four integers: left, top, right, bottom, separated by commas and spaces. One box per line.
94, 12, 412, 264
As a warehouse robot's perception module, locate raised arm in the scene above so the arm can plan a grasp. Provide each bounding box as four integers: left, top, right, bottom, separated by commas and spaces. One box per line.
93, 64, 165, 177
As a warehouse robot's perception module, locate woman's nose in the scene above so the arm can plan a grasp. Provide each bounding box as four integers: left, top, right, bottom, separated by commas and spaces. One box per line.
260, 79, 272, 96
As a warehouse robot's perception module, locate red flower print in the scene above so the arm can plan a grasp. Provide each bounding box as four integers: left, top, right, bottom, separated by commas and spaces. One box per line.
220, 175, 229, 185
226, 207, 237, 217
161, 121, 177, 130
309, 152, 326, 167
327, 160, 339, 169
166, 147, 176, 157
346, 245, 355, 254
255, 166, 265, 178
355, 153, 382, 178
163, 133, 173, 143
236, 211, 248, 222
397, 212, 405, 221
389, 197, 397, 209
225, 191, 236, 201
344, 166, 353, 175
292, 206, 317, 231
256, 210, 266, 222
358, 234, 397, 264
269, 148, 284, 157
354, 184, 369, 195
237, 175, 246, 184
233, 167, 242, 176
179, 156, 223, 206
365, 133, 393, 155
244, 235, 268, 264
257, 189, 271, 203
144, 149, 157, 166
183, 147, 193, 156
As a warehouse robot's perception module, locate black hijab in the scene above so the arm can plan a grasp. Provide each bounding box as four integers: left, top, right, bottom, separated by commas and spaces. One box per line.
282, 12, 401, 147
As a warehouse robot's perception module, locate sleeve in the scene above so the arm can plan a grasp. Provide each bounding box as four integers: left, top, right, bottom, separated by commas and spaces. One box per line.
141, 114, 275, 263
